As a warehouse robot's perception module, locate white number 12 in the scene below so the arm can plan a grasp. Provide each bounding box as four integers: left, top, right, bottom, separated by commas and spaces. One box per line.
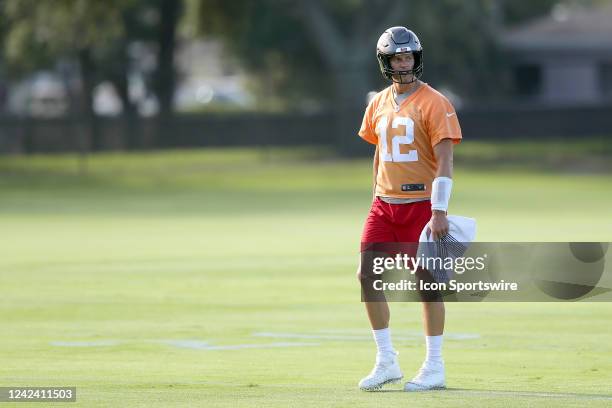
377, 116, 418, 162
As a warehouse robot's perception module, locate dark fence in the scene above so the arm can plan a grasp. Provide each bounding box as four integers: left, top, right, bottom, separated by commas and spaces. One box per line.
460, 103, 612, 140
1, 103, 611, 156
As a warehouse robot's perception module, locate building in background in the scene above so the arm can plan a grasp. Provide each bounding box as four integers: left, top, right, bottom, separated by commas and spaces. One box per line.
501, 3, 612, 106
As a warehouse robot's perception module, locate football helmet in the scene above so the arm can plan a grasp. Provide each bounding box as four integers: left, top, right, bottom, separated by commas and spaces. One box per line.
376, 26, 423, 84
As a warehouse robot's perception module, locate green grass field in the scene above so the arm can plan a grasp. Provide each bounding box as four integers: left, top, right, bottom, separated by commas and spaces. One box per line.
1, 145, 611, 407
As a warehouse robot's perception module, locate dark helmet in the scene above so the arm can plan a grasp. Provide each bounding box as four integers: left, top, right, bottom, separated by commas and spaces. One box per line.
376, 26, 423, 84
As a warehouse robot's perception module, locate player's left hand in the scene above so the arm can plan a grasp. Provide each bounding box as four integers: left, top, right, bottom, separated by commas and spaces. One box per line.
429, 210, 449, 241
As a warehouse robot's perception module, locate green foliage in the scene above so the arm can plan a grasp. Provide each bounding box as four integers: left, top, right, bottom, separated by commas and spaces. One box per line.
403, 0, 502, 98
1, 0, 180, 124
2, 0, 127, 76
502, 0, 566, 25
191, 0, 568, 106
190, 0, 330, 110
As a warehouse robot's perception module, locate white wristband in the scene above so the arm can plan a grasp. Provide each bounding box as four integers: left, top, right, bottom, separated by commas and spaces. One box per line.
431, 177, 453, 211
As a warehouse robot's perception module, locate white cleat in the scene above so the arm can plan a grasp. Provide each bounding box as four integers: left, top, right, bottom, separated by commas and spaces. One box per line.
358, 352, 403, 391
404, 361, 446, 391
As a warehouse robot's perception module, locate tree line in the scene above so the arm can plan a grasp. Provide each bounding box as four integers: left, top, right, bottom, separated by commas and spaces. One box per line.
2, 0, 577, 149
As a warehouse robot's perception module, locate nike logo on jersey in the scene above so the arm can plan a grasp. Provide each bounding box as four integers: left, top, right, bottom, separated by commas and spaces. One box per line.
446, 112, 456, 117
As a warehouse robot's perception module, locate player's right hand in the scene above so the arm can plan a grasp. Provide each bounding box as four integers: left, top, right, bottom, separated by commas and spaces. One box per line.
429, 210, 449, 241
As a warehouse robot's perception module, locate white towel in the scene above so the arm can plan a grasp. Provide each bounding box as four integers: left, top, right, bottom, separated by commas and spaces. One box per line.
419, 215, 477, 244
417, 215, 477, 282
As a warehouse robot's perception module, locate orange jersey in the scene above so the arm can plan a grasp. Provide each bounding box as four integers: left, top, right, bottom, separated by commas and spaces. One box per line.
358, 83, 462, 198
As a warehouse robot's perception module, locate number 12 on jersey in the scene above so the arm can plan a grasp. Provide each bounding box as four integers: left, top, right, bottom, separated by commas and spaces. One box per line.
376, 116, 418, 162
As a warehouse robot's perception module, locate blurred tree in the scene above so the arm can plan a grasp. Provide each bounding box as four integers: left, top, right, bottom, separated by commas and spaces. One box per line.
191, 0, 564, 111
191, 0, 407, 152
188, 0, 327, 111
499, 0, 567, 25
191, 0, 394, 111
3, 0, 125, 151
2, 0, 183, 150
1, 0, 566, 153
154, 0, 182, 147
297, 0, 408, 152
190, 0, 568, 152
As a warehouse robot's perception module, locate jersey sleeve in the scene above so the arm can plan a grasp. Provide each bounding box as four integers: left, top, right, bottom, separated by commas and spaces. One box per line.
425, 94, 462, 147
358, 99, 378, 145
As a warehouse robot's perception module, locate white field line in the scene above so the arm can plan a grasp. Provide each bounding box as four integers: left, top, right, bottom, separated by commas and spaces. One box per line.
252, 331, 480, 341
49, 330, 479, 350
194, 381, 612, 401
186, 381, 612, 401
155, 340, 319, 350
446, 389, 612, 401
49, 341, 121, 347
50, 339, 319, 350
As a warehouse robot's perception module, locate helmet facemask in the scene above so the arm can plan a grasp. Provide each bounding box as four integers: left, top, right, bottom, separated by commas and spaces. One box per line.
377, 50, 423, 84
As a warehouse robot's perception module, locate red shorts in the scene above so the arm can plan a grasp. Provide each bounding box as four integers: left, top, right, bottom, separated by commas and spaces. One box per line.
359, 198, 440, 302
361, 197, 431, 246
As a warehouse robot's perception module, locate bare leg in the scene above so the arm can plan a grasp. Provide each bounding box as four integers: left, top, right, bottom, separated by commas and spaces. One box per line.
365, 301, 390, 330
422, 301, 445, 336
357, 259, 390, 330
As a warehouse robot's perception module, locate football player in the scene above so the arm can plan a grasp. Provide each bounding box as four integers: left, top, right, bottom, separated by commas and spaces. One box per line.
357, 26, 462, 391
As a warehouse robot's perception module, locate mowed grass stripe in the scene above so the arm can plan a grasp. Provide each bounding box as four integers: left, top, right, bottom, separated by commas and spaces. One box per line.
0, 146, 611, 407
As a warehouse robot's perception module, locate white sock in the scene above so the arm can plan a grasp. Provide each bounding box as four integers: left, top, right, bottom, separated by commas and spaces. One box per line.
425, 335, 443, 365
373, 328, 395, 358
